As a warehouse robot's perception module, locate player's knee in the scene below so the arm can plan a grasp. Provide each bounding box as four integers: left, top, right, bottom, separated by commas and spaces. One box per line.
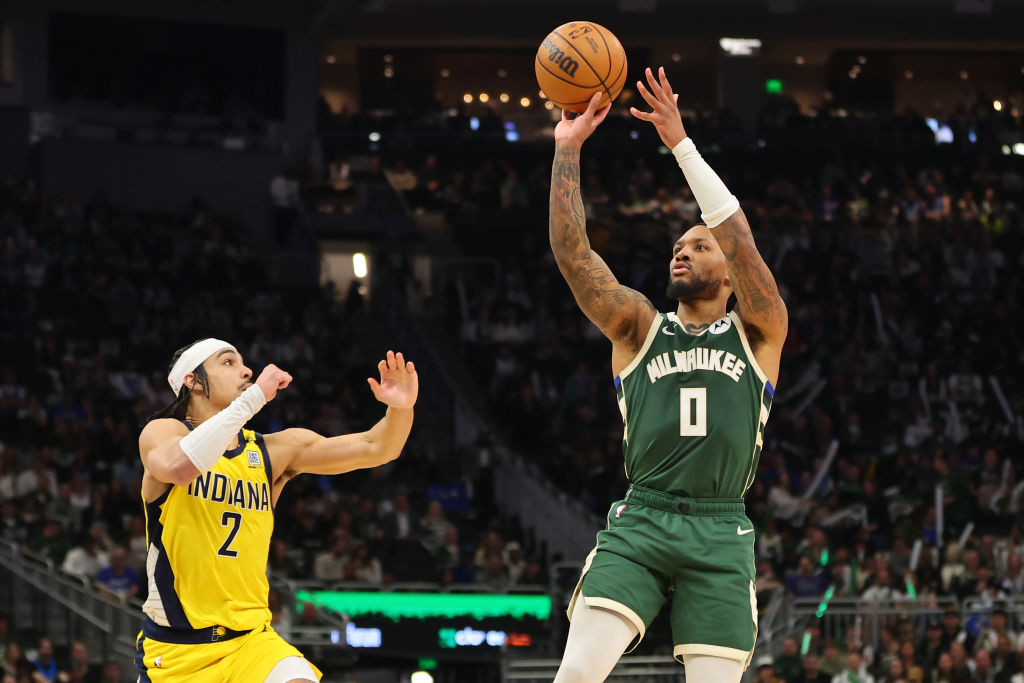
682, 654, 744, 683
552, 664, 589, 683
263, 656, 318, 683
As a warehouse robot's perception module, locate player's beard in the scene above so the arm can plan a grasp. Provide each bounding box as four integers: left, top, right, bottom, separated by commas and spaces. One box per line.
665, 271, 721, 300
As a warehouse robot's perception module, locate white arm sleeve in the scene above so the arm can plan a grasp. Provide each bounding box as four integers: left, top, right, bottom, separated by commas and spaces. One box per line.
671, 137, 740, 228
179, 385, 266, 473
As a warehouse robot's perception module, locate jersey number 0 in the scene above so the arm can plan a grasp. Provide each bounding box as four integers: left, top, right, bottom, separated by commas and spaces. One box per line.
680, 387, 707, 437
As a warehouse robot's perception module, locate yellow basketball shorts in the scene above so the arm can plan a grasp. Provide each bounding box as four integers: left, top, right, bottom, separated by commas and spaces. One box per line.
135, 620, 321, 682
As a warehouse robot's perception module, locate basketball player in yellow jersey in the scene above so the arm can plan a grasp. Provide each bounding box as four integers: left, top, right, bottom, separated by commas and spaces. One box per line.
134, 338, 418, 683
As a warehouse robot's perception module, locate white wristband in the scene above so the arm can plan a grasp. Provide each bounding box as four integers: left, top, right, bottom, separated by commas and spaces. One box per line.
179, 385, 267, 474
671, 137, 740, 229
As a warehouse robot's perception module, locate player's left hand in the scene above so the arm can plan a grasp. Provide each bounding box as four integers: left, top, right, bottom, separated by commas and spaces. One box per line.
629, 66, 687, 149
367, 350, 418, 409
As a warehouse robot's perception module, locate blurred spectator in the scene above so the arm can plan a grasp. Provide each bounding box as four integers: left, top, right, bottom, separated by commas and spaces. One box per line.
64, 641, 99, 683
775, 636, 803, 682
427, 467, 472, 516
61, 533, 108, 581
98, 660, 121, 683
786, 557, 829, 597
95, 546, 139, 602
831, 651, 875, 683
821, 641, 845, 678
31, 519, 72, 567
755, 655, 781, 683
503, 541, 526, 584
343, 544, 382, 585
479, 552, 510, 591
379, 490, 420, 540
0, 641, 31, 680
268, 538, 300, 579
420, 499, 454, 554
313, 528, 352, 581
29, 637, 58, 683
800, 653, 831, 683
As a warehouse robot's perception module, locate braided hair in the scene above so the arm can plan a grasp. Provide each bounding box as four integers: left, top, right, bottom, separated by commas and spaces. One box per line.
145, 340, 213, 423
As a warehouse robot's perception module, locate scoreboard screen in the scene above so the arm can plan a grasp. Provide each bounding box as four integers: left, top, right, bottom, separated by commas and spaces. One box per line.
296, 590, 553, 660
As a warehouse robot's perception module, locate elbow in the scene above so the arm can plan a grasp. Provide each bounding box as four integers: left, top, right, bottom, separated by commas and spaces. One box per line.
165, 447, 202, 487
373, 445, 403, 467
170, 460, 201, 487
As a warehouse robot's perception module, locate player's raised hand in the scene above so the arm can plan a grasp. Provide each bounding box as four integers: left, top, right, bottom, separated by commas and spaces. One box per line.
367, 351, 418, 409
629, 66, 687, 149
554, 92, 612, 148
254, 363, 292, 402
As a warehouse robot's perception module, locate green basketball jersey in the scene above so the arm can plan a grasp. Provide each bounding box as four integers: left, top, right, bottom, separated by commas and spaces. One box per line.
614, 310, 774, 498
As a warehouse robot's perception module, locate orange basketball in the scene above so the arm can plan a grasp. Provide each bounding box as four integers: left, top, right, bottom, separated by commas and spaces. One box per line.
535, 21, 627, 113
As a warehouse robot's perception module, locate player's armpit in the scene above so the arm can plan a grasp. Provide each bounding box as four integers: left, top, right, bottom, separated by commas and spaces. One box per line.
138, 418, 198, 487
710, 209, 788, 347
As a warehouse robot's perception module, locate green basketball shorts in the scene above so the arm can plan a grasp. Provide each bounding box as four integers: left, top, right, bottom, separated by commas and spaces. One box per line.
566, 484, 758, 668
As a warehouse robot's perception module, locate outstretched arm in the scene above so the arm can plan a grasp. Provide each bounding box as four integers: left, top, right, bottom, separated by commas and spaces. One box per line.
268, 351, 417, 478
631, 67, 787, 354
550, 94, 656, 355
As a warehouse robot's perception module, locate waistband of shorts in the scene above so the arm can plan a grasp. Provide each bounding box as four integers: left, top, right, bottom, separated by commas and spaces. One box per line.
624, 485, 745, 516
142, 618, 253, 644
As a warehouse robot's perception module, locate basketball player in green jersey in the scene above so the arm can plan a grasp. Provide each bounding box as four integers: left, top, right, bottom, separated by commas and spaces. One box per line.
549, 68, 788, 683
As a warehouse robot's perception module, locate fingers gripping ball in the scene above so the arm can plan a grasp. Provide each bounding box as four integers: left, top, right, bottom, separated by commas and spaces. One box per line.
535, 21, 627, 113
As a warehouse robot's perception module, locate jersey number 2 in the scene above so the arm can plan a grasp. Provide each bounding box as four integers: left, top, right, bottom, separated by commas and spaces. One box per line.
680, 387, 707, 437
218, 511, 242, 558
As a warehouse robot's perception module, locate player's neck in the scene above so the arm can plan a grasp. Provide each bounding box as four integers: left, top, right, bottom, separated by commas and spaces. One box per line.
185, 400, 227, 429
186, 402, 243, 452
675, 299, 727, 336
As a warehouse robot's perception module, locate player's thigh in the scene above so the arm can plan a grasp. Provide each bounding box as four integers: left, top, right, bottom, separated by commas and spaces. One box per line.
223, 626, 321, 682
570, 546, 670, 650
670, 516, 756, 666
135, 634, 225, 683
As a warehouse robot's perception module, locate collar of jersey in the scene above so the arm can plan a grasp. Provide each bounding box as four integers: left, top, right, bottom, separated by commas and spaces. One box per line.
666, 312, 710, 337
181, 420, 247, 458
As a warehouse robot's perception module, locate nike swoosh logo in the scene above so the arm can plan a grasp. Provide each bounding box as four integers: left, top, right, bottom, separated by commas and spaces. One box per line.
662, 326, 676, 336
737, 527, 754, 535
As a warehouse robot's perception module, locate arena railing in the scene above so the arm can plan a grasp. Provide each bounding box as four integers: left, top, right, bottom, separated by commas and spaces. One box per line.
0, 540, 140, 682
501, 655, 685, 682
785, 595, 961, 650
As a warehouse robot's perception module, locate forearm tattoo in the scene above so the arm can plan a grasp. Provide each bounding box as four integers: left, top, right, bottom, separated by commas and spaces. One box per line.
549, 146, 654, 345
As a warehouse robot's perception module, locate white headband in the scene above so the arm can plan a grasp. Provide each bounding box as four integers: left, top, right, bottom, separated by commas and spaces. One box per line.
167, 338, 237, 395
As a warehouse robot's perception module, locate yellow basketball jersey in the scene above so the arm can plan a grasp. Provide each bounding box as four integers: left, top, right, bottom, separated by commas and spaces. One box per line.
142, 426, 274, 632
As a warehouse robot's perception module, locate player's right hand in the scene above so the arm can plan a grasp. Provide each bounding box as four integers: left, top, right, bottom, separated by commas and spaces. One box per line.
255, 363, 292, 402
554, 92, 611, 148
629, 66, 687, 149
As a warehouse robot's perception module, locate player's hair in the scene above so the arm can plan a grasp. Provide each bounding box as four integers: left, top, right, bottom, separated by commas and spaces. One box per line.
145, 340, 213, 424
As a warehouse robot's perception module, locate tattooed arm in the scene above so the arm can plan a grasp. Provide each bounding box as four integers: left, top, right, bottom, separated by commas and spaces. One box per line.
712, 209, 788, 349
549, 96, 657, 364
